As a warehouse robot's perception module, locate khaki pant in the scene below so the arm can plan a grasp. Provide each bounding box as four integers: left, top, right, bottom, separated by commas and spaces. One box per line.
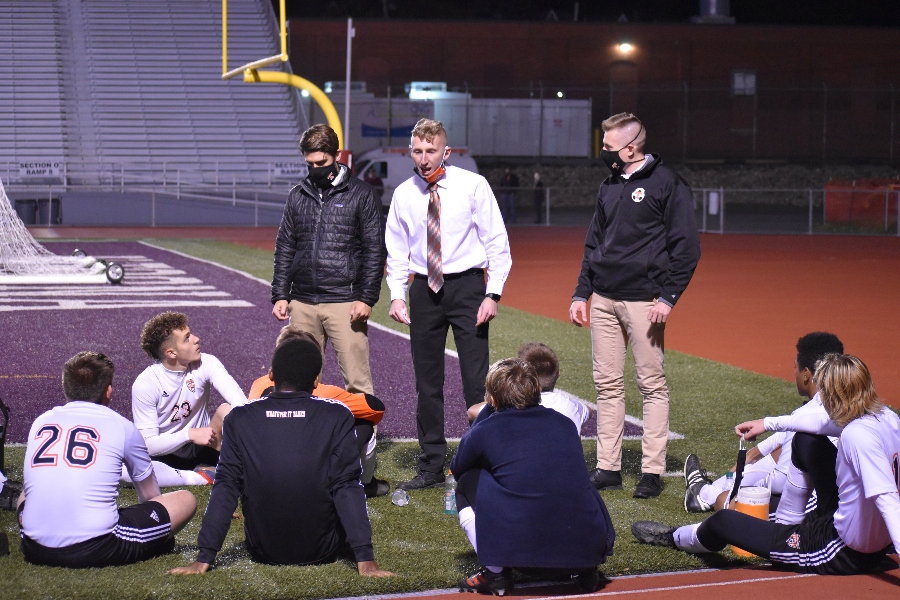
288, 300, 374, 395
590, 293, 669, 475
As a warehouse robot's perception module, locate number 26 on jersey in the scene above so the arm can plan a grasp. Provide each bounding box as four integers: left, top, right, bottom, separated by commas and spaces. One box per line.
31, 424, 100, 468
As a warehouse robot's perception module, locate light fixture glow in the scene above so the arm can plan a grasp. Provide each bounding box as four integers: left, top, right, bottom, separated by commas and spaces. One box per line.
618, 42, 633, 54
556, 91, 564, 98
301, 89, 310, 97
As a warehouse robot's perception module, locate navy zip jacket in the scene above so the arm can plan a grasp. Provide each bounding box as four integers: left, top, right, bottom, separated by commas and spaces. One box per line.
574, 155, 700, 307
272, 164, 385, 307
196, 391, 374, 566
450, 405, 615, 569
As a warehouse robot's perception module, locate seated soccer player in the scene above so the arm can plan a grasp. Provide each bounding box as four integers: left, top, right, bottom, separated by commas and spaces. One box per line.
633, 354, 900, 576
683, 332, 843, 518
452, 358, 615, 595
466, 342, 590, 432
168, 337, 393, 577
132, 312, 247, 472
247, 324, 389, 497
18, 352, 197, 568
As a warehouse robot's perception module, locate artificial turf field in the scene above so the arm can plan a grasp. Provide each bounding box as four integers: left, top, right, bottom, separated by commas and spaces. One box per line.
0, 236, 873, 599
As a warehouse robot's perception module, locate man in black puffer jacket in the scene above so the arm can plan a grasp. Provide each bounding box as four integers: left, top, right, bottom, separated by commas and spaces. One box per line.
272, 124, 385, 396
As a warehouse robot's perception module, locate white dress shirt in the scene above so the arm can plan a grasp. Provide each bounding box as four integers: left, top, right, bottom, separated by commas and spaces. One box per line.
385, 165, 512, 300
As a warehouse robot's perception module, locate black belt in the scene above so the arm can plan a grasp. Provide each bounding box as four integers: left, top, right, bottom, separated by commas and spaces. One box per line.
414, 267, 483, 281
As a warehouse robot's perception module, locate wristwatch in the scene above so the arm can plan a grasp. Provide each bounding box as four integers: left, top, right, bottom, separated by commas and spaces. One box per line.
485, 293, 501, 303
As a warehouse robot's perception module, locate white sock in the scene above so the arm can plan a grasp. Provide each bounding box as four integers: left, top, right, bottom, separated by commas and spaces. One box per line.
121, 462, 209, 487
459, 506, 477, 552
775, 463, 814, 525
698, 483, 721, 507
673, 523, 712, 553
360, 431, 377, 485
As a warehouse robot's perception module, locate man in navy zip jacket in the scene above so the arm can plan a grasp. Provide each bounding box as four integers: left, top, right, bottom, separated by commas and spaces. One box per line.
570, 113, 700, 499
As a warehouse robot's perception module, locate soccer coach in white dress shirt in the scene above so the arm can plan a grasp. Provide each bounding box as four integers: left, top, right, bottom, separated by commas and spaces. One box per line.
386, 118, 512, 491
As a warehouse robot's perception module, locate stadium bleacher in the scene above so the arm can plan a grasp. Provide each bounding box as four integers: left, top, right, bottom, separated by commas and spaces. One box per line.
1, 0, 306, 188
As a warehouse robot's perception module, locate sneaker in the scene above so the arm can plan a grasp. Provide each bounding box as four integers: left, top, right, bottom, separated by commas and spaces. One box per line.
459, 567, 514, 596
363, 478, 391, 498
571, 568, 602, 593
633, 473, 663, 498
683, 454, 712, 513
0, 481, 22, 511
194, 466, 216, 485
395, 471, 445, 491
588, 468, 623, 490
631, 521, 677, 548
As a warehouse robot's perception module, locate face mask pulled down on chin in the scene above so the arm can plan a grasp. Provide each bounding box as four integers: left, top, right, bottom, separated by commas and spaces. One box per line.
414, 159, 446, 186
308, 163, 339, 189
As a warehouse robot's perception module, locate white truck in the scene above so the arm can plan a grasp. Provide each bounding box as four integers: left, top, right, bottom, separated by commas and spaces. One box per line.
354, 146, 479, 213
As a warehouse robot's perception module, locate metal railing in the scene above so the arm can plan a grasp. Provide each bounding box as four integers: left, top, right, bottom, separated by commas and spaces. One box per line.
489, 186, 900, 235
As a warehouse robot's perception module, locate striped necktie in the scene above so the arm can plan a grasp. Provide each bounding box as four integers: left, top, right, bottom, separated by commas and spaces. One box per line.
426, 182, 444, 293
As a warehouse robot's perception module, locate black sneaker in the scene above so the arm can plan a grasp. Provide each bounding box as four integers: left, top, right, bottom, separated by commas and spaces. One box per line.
571, 568, 602, 593
631, 521, 677, 548
683, 454, 713, 513
363, 478, 391, 498
633, 473, 663, 498
459, 567, 514, 596
588, 468, 623, 490
0, 481, 22, 511
395, 471, 445, 491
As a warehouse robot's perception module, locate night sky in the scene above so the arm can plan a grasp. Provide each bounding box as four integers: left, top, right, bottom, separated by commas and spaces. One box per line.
274, 0, 900, 27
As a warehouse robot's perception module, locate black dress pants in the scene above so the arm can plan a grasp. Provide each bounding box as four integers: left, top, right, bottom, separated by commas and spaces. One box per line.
409, 270, 489, 474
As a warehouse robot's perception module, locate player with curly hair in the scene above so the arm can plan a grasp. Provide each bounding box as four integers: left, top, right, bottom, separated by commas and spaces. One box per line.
131, 312, 246, 472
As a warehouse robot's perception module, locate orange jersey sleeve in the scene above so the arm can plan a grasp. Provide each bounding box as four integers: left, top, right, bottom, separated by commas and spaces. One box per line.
313, 384, 384, 425
248, 374, 275, 400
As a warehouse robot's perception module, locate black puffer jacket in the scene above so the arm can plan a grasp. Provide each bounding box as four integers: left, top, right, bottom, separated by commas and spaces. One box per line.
272, 165, 385, 306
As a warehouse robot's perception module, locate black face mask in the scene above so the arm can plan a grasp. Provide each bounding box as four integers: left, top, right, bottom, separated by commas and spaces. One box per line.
308, 163, 339, 189
600, 123, 643, 177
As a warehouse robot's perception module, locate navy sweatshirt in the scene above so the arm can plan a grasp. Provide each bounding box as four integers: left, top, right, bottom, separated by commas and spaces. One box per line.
574, 155, 701, 307
196, 391, 373, 566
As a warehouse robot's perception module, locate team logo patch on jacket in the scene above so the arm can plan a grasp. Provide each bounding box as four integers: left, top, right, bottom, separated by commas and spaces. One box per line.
786, 533, 800, 549
186, 378, 195, 393
632, 188, 645, 203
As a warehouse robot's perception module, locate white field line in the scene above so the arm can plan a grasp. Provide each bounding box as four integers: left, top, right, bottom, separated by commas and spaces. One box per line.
323, 571, 814, 600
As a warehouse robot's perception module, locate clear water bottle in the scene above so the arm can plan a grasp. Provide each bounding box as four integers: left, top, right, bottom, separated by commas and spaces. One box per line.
391, 489, 409, 507
444, 471, 458, 515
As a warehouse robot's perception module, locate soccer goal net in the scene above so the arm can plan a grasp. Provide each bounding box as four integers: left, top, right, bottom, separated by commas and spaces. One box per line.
0, 178, 121, 283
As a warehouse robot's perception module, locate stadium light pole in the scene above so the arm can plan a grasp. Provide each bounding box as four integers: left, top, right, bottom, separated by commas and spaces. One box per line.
345, 18, 355, 150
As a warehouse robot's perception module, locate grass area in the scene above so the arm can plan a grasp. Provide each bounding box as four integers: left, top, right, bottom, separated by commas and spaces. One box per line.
1, 238, 802, 599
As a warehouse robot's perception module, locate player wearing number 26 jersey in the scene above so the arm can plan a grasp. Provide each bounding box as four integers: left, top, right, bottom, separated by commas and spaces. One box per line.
23, 401, 156, 548
20, 352, 197, 568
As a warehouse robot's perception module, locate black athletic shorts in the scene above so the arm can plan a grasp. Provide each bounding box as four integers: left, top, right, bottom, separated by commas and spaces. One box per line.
768, 511, 894, 575
20, 501, 174, 568
155, 442, 219, 471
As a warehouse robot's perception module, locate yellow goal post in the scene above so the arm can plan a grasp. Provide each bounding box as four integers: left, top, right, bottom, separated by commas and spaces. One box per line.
221, 0, 344, 148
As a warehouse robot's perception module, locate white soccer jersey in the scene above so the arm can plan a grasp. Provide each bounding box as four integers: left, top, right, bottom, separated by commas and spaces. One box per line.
758, 394, 838, 475
131, 353, 247, 456
22, 401, 154, 548
833, 409, 900, 553
540, 390, 590, 432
